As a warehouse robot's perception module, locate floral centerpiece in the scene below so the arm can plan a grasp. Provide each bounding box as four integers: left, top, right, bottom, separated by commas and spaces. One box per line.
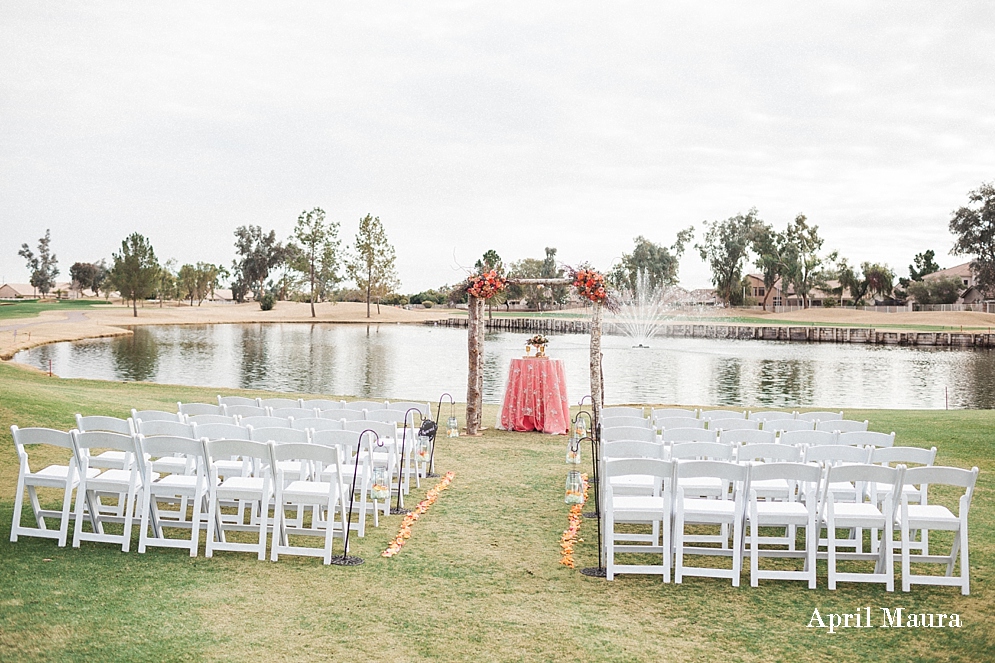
526, 333, 549, 357
465, 269, 507, 300
568, 263, 619, 313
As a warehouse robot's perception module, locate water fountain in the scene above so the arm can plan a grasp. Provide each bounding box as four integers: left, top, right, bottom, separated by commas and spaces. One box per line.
610, 271, 700, 347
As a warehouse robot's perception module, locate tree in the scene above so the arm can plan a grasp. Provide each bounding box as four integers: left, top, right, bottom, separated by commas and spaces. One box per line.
949, 181, 995, 294
69, 262, 99, 297
609, 229, 693, 293
346, 214, 399, 317
18, 229, 59, 297
696, 210, 759, 305
749, 222, 789, 311
292, 207, 341, 317
507, 258, 546, 310
231, 225, 286, 302
838, 261, 895, 305
177, 263, 198, 306
110, 233, 159, 317
92, 260, 110, 298
908, 276, 963, 305
155, 259, 177, 307
781, 214, 825, 308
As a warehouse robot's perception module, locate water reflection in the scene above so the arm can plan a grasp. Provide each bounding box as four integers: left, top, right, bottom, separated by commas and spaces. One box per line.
12, 324, 995, 409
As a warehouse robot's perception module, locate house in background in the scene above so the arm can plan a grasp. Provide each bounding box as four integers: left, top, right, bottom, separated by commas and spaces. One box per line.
0, 283, 37, 299
923, 262, 992, 304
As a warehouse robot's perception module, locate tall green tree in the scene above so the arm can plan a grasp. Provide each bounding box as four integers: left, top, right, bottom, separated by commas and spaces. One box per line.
749, 222, 788, 311
110, 232, 159, 317
69, 262, 99, 297
346, 214, 399, 318
18, 229, 59, 297
949, 181, 995, 293
292, 207, 340, 317
696, 210, 760, 305
155, 259, 177, 307
232, 225, 286, 302
609, 229, 693, 293
782, 214, 825, 308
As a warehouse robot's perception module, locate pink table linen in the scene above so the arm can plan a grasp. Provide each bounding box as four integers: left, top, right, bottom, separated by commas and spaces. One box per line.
497, 357, 570, 434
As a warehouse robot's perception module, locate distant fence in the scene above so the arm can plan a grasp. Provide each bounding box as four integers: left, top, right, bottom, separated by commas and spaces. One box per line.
914, 303, 995, 314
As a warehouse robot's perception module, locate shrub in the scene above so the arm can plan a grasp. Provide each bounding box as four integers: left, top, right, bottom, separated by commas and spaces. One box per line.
260, 293, 276, 311
423, 300, 434, 308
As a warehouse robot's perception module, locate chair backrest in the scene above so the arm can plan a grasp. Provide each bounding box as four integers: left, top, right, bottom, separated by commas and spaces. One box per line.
224, 405, 268, 418
311, 429, 363, 450
136, 434, 206, 466
185, 414, 238, 426
270, 407, 319, 420
718, 428, 775, 446
132, 409, 182, 423
803, 444, 872, 466
344, 420, 397, 439
321, 409, 367, 421
748, 410, 794, 422
604, 458, 674, 483
368, 409, 416, 425
675, 459, 749, 483
796, 410, 843, 422
75, 414, 135, 435
747, 461, 822, 486
137, 418, 195, 438
661, 428, 717, 445
816, 419, 869, 433
204, 439, 273, 476
249, 426, 309, 445
602, 406, 644, 418
707, 418, 759, 431
301, 399, 345, 411
903, 466, 979, 500
601, 416, 652, 429
762, 419, 813, 433
178, 402, 226, 416
825, 463, 903, 498
239, 416, 292, 429
837, 431, 895, 448
258, 398, 303, 409
342, 400, 387, 411
291, 417, 344, 432
870, 446, 936, 468
218, 395, 260, 407
191, 422, 250, 441
601, 440, 666, 460
778, 430, 837, 447
699, 409, 746, 421
654, 416, 704, 430
271, 441, 343, 474
601, 426, 657, 443
11, 426, 75, 460
72, 430, 138, 457
650, 407, 697, 419
735, 443, 801, 463
387, 401, 432, 417
670, 441, 735, 461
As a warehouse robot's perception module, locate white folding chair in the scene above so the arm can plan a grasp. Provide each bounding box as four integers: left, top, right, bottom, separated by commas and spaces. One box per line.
797, 411, 843, 422
735, 443, 801, 501
71, 430, 149, 552
654, 416, 704, 431
132, 409, 183, 423
74, 414, 135, 470
650, 407, 697, 419
204, 439, 275, 560
258, 398, 303, 410
302, 399, 345, 411
270, 407, 319, 420
601, 415, 652, 430
718, 428, 774, 446
321, 409, 367, 422
10, 426, 99, 547
312, 429, 381, 534
604, 458, 675, 581
699, 409, 747, 421
823, 464, 903, 591
225, 405, 269, 418
662, 428, 717, 447
239, 415, 293, 429
602, 426, 657, 443
707, 418, 759, 432
762, 419, 813, 433
185, 414, 239, 426
270, 442, 347, 564
387, 401, 432, 417
746, 462, 822, 588
673, 460, 749, 586
816, 419, 869, 433
342, 400, 387, 411
748, 410, 794, 422
778, 430, 837, 448
838, 431, 895, 448
136, 434, 209, 557
292, 418, 344, 432
178, 402, 226, 417
218, 395, 260, 407
898, 466, 978, 595
603, 406, 644, 418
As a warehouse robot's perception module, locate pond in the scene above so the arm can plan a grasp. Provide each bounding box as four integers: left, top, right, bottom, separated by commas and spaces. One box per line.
13, 323, 995, 409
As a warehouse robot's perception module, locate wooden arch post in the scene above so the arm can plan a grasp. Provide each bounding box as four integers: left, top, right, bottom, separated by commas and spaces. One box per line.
463, 276, 604, 436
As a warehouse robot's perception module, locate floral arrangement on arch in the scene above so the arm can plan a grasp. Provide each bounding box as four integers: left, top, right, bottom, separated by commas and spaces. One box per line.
569, 264, 619, 313
465, 269, 508, 300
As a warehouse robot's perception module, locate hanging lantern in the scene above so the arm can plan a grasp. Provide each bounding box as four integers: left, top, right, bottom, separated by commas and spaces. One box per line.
565, 470, 584, 504
447, 416, 459, 438
370, 466, 390, 501
415, 431, 432, 462
565, 434, 581, 464
573, 416, 587, 439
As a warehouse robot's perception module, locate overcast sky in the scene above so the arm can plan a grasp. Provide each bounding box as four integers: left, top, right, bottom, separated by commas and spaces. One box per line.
2, 2, 994, 293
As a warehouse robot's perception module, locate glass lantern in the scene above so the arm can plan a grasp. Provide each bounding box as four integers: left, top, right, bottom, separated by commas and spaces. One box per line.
370, 466, 390, 501
565, 435, 581, 464
573, 416, 587, 439
447, 416, 459, 438
414, 432, 432, 462
565, 470, 584, 504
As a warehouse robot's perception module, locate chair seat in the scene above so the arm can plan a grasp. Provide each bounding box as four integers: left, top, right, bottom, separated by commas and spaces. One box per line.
896, 505, 958, 529
31, 464, 100, 484
89, 469, 154, 488
152, 474, 200, 492
612, 495, 667, 514
751, 478, 790, 499
827, 503, 884, 524
282, 480, 337, 502
682, 498, 736, 517
151, 457, 190, 473
678, 477, 724, 497
752, 501, 808, 518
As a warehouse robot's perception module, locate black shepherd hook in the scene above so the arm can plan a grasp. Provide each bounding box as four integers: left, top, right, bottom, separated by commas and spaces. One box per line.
573, 434, 606, 578
392, 407, 427, 515
330, 428, 383, 566
427, 393, 455, 477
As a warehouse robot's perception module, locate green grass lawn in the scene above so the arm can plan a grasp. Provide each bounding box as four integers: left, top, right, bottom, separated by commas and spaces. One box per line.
0, 362, 992, 661
0, 299, 112, 321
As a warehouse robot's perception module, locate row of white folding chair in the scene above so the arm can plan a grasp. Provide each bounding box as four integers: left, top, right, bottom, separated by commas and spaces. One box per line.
602, 456, 976, 592
602, 425, 894, 450
216, 396, 433, 415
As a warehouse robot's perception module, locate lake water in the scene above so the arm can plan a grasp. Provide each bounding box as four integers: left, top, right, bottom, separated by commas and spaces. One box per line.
13, 323, 995, 409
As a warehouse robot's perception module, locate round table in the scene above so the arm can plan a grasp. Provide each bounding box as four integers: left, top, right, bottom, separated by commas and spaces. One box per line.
497, 357, 570, 434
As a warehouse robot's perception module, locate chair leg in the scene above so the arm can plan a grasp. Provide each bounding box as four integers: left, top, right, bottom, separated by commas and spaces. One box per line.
959, 522, 969, 595
901, 521, 912, 592
58, 481, 76, 547
256, 497, 269, 561
674, 509, 685, 585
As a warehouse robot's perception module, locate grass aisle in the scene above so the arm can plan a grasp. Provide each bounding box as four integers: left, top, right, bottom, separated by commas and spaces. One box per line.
1, 361, 993, 661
